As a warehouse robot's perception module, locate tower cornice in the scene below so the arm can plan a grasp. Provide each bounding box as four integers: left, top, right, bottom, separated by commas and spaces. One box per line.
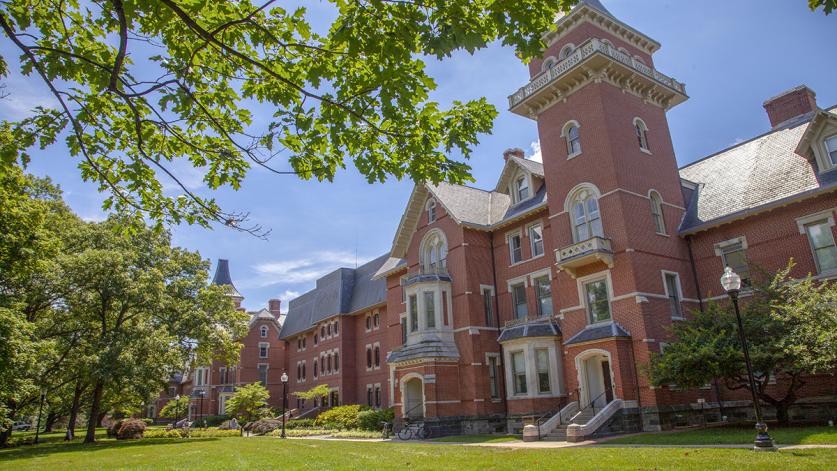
543, 4, 661, 55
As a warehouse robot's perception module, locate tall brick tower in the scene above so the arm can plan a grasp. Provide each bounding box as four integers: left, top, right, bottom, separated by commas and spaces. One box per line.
508, 0, 695, 430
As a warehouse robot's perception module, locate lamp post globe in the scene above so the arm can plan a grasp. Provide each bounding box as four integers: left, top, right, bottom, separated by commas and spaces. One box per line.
280, 372, 289, 439
720, 267, 776, 452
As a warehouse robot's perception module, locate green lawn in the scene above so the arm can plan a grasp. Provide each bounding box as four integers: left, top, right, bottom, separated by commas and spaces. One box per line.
0, 436, 834, 470
431, 434, 521, 443
604, 425, 837, 446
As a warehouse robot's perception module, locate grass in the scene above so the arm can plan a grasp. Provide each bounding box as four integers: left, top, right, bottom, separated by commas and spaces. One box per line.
431, 434, 521, 443
605, 425, 837, 445
0, 436, 834, 470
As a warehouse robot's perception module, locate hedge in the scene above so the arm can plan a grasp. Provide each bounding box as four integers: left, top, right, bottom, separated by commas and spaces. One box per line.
314, 405, 366, 430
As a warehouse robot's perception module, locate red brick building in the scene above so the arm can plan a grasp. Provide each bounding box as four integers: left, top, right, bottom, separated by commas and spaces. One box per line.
154, 0, 836, 439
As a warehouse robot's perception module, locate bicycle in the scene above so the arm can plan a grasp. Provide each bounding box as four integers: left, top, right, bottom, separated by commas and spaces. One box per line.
396, 419, 430, 440
380, 421, 392, 439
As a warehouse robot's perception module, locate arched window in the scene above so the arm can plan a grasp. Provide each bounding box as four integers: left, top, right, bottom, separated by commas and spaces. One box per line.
421, 230, 448, 274
649, 191, 666, 234
569, 187, 603, 242
426, 198, 437, 223
558, 43, 575, 60
515, 174, 530, 203
374, 346, 381, 367
334, 352, 339, 372
563, 121, 582, 156
260, 325, 268, 338
541, 57, 557, 72
373, 312, 380, 328
366, 347, 373, 368
634, 118, 649, 151
327, 354, 332, 373
313, 359, 318, 378
333, 320, 339, 335
320, 326, 325, 338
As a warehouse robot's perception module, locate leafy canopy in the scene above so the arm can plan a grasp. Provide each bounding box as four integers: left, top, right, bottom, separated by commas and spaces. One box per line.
226, 383, 270, 422
159, 395, 191, 420
293, 384, 331, 401
0, 0, 579, 236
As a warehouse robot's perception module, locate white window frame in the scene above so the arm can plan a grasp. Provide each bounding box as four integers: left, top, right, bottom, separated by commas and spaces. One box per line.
825, 134, 837, 168
514, 173, 531, 204
661, 270, 684, 320
260, 325, 268, 338
258, 342, 269, 359
568, 187, 603, 243
527, 222, 544, 258
507, 229, 524, 264
510, 281, 528, 320
796, 210, 837, 274
649, 190, 666, 235
535, 347, 552, 394
480, 284, 495, 327
485, 353, 501, 400
426, 198, 437, 223
373, 342, 382, 370
562, 120, 582, 159
257, 363, 269, 386
510, 350, 527, 395
714, 236, 751, 286
577, 271, 613, 325
633, 117, 651, 153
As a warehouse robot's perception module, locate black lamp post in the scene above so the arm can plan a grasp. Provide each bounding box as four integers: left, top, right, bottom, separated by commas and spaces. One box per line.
720, 267, 777, 452
34, 388, 46, 444
174, 394, 180, 427
280, 372, 289, 439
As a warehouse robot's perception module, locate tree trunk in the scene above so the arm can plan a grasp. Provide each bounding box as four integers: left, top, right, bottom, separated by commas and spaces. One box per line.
43, 411, 59, 433
1, 401, 17, 447
96, 411, 107, 428
65, 382, 83, 441
775, 402, 790, 426
84, 381, 104, 443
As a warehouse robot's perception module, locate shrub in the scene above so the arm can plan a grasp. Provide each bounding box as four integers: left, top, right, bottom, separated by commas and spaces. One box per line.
144, 429, 185, 439
331, 429, 382, 439
107, 420, 122, 438
357, 408, 395, 431
115, 418, 146, 439
218, 419, 240, 430
190, 429, 240, 438
286, 418, 316, 429
202, 415, 230, 427
273, 428, 331, 437
244, 418, 282, 436
142, 418, 153, 425
314, 405, 368, 430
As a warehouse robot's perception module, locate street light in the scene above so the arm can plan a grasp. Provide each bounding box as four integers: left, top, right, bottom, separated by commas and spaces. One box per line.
280, 372, 289, 439
174, 394, 181, 427
720, 266, 777, 452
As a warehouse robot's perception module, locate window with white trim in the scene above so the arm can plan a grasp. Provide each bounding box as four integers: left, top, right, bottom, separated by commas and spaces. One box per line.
565, 123, 581, 156
258, 364, 268, 385
366, 345, 373, 369
529, 223, 544, 257
664, 273, 683, 319
374, 385, 381, 407
541, 57, 556, 72
421, 230, 447, 274
259, 342, 269, 359
408, 294, 418, 332
482, 287, 495, 327
584, 279, 611, 324
535, 348, 551, 393
718, 240, 751, 287
635, 118, 650, 151
423, 291, 435, 329
511, 282, 528, 319
426, 198, 437, 223
374, 343, 381, 368
515, 175, 530, 203
313, 358, 318, 378
649, 191, 666, 234
534, 275, 553, 317
804, 219, 837, 273
508, 232, 523, 264
511, 351, 527, 395
487, 355, 500, 399
571, 189, 603, 242
826, 135, 837, 166
260, 325, 268, 338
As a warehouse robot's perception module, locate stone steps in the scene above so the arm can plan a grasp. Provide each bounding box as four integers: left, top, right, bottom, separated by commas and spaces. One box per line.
542, 409, 596, 441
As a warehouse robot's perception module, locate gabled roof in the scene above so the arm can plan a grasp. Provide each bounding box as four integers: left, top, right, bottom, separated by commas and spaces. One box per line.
494, 156, 545, 192
280, 254, 388, 339
678, 107, 837, 234
248, 308, 281, 333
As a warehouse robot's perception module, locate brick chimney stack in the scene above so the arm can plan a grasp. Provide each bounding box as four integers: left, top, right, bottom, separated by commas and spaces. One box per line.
503, 147, 526, 161
763, 85, 817, 128
268, 299, 282, 319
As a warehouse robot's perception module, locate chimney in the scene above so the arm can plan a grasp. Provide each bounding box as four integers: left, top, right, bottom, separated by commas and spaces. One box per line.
268, 299, 282, 319
503, 147, 526, 161
763, 85, 817, 128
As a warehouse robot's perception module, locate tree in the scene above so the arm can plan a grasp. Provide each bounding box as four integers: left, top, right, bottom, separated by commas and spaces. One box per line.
650, 262, 837, 425
293, 384, 331, 405
159, 395, 190, 420
226, 383, 270, 423
0, 1, 579, 235
808, 0, 836, 14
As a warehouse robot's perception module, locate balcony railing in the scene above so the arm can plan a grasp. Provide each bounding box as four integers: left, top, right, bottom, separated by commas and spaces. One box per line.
508, 37, 686, 109
556, 236, 614, 278
402, 263, 451, 286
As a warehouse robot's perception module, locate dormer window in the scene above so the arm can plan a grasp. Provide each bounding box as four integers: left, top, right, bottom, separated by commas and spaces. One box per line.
426, 198, 437, 223
826, 135, 837, 166
515, 175, 530, 202
563, 121, 582, 157
558, 43, 575, 60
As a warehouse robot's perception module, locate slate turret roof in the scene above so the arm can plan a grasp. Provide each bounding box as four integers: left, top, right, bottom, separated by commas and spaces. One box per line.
211, 259, 243, 299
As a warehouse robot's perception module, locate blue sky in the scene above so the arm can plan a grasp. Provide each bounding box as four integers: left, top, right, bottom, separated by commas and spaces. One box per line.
2, 1, 835, 312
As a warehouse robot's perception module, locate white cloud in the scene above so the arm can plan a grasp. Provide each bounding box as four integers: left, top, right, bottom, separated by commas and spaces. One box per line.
276, 290, 300, 313
246, 250, 369, 288
528, 140, 542, 162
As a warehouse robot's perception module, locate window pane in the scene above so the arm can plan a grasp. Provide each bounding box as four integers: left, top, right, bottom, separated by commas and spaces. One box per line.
513, 284, 528, 319
483, 290, 494, 326
530, 225, 544, 257
535, 276, 553, 317
511, 351, 527, 394
665, 274, 682, 318
536, 349, 551, 393
424, 291, 436, 328
827, 136, 837, 165
488, 357, 499, 398
409, 295, 418, 332
806, 221, 837, 272
722, 248, 750, 285
585, 280, 611, 323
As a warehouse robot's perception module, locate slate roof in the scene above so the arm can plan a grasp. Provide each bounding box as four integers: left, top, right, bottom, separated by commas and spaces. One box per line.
678, 108, 837, 234
386, 339, 460, 364
428, 179, 546, 229
280, 254, 388, 339
211, 259, 243, 298
564, 322, 630, 345
498, 319, 561, 343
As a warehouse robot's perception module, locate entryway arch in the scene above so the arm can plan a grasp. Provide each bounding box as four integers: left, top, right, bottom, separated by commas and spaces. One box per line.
400, 373, 425, 419
574, 348, 616, 409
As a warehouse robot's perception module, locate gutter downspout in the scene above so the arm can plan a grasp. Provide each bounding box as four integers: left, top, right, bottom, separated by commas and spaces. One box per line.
489, 231, 509, 419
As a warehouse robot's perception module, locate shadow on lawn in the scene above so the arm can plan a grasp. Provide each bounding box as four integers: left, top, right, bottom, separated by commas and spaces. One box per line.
0, 437, 222, 462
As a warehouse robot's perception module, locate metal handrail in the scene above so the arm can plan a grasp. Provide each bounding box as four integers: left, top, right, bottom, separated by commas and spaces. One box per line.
577, 389, 608, 417
534, 411, 555, 441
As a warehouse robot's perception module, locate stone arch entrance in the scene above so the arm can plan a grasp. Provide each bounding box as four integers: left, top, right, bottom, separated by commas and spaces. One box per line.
401, 375, 425, 419
575, 349, 615, 409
